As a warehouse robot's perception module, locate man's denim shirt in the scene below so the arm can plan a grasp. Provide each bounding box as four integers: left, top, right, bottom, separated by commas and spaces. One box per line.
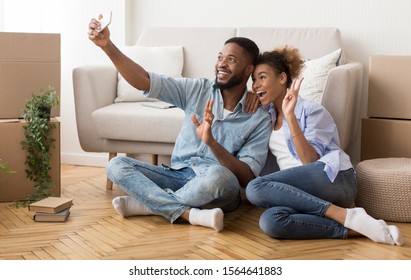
267, 97, 353, 182
146, 72, 272, 177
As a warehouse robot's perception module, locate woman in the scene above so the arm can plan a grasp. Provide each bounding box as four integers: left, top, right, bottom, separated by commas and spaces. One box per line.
246, 46, 404, 245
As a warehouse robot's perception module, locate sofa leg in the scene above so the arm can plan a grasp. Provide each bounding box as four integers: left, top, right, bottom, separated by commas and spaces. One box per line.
106, 152, 117, 190
152, 154, 158, 165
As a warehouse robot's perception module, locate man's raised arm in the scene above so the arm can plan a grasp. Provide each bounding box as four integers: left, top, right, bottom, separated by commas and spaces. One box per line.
88, 17, 150, 92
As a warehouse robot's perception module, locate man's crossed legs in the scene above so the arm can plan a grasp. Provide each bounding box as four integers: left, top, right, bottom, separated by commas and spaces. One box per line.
106, 156, 242, 232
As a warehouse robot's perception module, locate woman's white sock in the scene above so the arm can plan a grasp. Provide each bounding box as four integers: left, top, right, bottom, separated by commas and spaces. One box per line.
112, 196, 155, 217
188, 208, 224, 232
388, 225, 405, 246
344, 207, 395, 245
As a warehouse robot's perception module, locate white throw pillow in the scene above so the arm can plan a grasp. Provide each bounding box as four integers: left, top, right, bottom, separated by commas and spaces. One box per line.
299, 48, 342, 104
115, 45, 184, 102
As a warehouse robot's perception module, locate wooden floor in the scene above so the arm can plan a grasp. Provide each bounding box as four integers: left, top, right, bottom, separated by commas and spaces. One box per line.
1, 164, 411, 260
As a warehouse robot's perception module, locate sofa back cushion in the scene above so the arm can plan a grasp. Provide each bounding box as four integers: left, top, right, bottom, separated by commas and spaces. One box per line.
237, 27, 343, 60
136, 27, 237, 79
115, 45, 184, 102
136, 27, 343, 79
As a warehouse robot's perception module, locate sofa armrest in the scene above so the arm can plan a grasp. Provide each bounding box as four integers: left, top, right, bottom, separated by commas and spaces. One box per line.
322, 61, 364, 152
72, 65, 118, 152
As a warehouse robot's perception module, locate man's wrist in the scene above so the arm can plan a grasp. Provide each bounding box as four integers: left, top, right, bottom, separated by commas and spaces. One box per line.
207, 138, 219, 149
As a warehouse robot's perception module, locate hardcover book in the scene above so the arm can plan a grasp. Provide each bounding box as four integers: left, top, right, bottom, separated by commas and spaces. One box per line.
28, 197, 73, 213
33, 208, 70, 222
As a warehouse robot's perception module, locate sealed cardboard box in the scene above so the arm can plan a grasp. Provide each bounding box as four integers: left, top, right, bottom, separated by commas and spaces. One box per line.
0, 32, 60, 119
368, 55, 411, 120
0, 119, 60, 202
361, 118, 411, 160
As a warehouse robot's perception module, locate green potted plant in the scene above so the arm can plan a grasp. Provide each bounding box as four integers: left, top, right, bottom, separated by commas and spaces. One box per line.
24, 85, 60, 121
20, 85, 59, 203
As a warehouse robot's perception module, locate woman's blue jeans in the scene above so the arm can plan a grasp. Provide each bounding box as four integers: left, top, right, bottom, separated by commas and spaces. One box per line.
246, 161, 357, 240
106, 156, 242, 223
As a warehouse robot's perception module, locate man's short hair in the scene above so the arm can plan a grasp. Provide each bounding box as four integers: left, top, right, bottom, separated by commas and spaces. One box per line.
225, 37, 259, 65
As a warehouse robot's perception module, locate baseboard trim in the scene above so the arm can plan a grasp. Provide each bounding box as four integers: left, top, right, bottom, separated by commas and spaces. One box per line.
61, 152, 171, 167
61, 152, 109, 167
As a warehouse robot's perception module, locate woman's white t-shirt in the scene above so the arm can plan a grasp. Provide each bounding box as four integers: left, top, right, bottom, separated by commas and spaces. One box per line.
269, 128, 302, 170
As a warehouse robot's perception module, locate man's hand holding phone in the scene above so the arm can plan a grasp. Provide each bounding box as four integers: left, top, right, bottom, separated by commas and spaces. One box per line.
88, 11, 112, 48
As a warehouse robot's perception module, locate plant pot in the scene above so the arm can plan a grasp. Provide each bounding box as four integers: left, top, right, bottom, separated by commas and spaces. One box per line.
39, 106, 51, 121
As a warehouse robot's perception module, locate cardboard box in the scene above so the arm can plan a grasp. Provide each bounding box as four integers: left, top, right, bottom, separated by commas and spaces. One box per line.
0, 119, 60, 202
361, 118, 411, 161
0, 32, 60, 119
368, 55, 411, 120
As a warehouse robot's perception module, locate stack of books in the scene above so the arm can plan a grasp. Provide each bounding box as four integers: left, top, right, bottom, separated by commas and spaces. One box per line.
28, 197, 73, 222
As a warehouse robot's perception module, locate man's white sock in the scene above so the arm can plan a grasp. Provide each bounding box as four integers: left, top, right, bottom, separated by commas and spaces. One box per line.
112, 196, 155, 218
188, 208, 224, 232
344, 207, 395, 245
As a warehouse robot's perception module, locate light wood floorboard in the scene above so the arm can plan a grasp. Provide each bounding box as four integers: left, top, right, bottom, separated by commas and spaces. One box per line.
0, 164, 410, 260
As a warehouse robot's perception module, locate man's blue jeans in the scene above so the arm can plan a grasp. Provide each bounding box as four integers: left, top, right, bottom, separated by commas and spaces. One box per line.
106, 156, 242, 223
246, 161, 357, 239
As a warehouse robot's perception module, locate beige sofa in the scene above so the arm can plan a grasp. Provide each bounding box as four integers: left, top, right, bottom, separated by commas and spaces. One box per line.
73, 27, 363, 188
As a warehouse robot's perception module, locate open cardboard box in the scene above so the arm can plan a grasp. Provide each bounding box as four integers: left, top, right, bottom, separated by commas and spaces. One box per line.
0, 32, 60, 119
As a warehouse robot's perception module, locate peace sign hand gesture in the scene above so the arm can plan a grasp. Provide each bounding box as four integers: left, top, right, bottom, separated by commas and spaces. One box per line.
282, 77, 304, 117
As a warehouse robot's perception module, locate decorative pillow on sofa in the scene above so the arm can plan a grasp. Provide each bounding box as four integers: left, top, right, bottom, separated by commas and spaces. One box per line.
114, 45, 184, 103
299, 48, 342, 104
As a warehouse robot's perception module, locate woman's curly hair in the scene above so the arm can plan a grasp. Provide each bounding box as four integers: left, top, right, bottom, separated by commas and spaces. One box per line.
256, 45, 305, 88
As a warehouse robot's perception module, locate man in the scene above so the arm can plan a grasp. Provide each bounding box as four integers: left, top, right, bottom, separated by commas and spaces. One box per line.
88, 18, 271, 231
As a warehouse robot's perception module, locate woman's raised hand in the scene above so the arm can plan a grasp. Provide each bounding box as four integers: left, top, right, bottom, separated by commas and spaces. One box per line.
283, 77, 304, 117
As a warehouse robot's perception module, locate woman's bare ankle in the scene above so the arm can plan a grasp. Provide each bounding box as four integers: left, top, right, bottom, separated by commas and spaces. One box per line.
324, 204, 347, 225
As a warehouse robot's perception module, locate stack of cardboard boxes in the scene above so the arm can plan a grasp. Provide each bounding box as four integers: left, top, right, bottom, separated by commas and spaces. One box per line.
361, 55, 411, 160
0, 32, 61, 202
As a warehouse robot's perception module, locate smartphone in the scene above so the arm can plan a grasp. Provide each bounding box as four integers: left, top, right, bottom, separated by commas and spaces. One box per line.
98, 11, 112, 32
141, 102, 177, 109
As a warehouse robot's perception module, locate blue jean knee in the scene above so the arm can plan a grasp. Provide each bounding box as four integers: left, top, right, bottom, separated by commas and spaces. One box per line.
105, 155, 137, 184
245, 176, 267, 207
192, 165, 242, 212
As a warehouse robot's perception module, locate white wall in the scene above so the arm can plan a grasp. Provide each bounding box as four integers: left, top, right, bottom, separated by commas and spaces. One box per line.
129, 0, 411, 60
0, 0, 3, 30
2, 0, 411, 166
1, 0, 126, 166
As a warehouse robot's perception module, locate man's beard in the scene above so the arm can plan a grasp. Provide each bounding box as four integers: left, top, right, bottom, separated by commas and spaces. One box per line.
215, 73, 244, 90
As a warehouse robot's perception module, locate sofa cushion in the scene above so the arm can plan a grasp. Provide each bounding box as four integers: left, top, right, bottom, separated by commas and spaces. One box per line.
237, 27, 342, 60
136, 27, 237, 79
299, 48, 342, 104
115, 45, 184, 103
92, 102, 185, 143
